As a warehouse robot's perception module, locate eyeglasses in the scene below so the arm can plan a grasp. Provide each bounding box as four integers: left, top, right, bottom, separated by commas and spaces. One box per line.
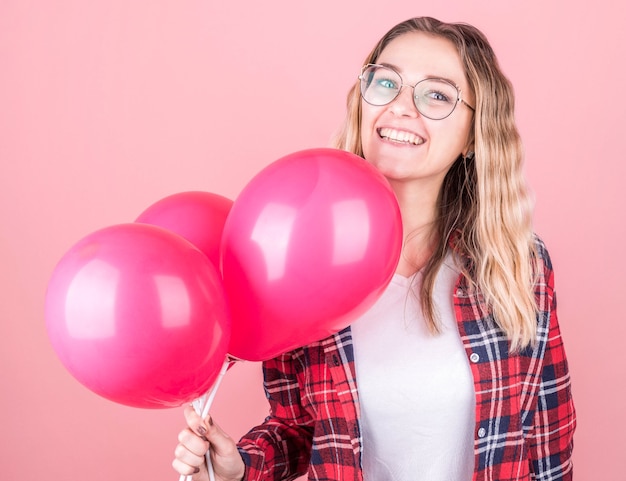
359, 64, 475, 120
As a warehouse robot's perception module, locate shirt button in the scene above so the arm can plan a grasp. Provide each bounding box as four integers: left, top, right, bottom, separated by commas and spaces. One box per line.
478, 427, 487, 438
469, 352, 480, 363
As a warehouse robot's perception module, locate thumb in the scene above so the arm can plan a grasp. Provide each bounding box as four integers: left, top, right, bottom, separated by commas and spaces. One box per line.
204, 415, 236, 454
203, 416, 246, 481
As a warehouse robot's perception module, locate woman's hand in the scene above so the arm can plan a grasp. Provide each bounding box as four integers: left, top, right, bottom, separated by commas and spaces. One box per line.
172, 405, 246, 481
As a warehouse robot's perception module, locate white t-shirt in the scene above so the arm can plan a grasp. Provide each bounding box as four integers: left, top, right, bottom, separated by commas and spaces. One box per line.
351, 254, 475, 481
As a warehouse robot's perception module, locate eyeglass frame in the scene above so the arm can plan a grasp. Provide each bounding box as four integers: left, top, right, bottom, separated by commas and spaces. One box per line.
358, 63, 475, 120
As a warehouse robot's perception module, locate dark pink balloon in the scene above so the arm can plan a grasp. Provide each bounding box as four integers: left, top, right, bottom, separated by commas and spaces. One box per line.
45, 223, 231, 408
135, 191, 233, 268
221, 148, 402, 361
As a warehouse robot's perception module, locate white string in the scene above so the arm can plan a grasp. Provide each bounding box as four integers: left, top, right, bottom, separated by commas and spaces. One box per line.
179, 358, 232, 481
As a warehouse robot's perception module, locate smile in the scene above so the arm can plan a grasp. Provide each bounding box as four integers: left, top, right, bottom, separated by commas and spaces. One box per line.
378, 128, 425, 146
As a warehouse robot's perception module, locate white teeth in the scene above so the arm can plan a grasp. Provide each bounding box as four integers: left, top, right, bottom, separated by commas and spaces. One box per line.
378, 128, 424, 145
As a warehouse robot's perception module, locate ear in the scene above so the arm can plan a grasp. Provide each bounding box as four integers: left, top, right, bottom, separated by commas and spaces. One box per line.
463, 129, 475, 158
462, 140, 475, 161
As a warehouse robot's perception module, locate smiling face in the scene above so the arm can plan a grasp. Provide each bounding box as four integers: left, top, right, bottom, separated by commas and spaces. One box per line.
360, 32, 475, 190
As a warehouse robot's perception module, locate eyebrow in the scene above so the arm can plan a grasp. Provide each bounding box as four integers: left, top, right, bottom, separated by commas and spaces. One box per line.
376, 61, 462, 87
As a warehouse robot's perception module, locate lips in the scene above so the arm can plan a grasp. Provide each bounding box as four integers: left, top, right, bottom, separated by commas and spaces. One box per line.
378, 127, 425, 146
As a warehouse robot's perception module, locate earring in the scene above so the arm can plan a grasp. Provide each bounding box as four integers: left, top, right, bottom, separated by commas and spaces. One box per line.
464, 151, 475, 162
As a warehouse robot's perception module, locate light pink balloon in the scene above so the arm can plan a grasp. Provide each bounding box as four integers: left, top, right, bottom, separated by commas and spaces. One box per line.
221, 148, 402, 361
45, 223, 231, 408
135, 191, 233, 268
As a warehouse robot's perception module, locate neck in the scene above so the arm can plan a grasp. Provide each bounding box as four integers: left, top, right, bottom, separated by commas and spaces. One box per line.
390, 179, 441, 277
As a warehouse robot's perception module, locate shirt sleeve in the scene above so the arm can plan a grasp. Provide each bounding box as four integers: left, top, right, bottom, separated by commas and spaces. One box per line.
526, 249, 576, 480
237, 351, 315, 481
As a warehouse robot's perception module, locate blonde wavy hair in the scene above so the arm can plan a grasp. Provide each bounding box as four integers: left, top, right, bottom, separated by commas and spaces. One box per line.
333, 17, 539, 351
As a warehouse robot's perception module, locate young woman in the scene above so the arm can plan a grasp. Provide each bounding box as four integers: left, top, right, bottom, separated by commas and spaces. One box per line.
172, 17, 576, 481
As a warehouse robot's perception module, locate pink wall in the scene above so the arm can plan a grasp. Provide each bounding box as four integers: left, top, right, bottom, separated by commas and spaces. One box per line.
1, 1, 622, 479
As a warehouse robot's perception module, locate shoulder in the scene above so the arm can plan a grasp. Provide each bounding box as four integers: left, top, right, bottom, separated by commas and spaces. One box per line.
529, 235, 560, 349
532, 234, 553, 270
531, 234, 556, 292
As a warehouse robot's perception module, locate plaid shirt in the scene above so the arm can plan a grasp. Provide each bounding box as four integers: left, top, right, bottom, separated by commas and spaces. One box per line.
238, 238, 576, 481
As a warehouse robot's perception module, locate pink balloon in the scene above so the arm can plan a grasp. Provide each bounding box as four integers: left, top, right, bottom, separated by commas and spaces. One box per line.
45, 223, 231, 408
135, 191, 233, 268
221, 148, 402, 361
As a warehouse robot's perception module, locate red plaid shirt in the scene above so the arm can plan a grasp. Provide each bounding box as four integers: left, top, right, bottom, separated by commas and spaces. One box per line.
237, 238, 576, 480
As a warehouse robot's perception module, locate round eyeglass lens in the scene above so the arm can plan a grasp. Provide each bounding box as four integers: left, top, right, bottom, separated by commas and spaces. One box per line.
360, 65, 402, 106
413, 79, 460, 119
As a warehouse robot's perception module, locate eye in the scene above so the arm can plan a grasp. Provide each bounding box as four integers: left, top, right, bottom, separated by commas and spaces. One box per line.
376, 77, 398, 90
415, 79, 459, 106
426, 90, 452, 103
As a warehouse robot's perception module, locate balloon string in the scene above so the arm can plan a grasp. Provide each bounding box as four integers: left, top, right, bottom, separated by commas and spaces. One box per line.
179, 357, 233, 481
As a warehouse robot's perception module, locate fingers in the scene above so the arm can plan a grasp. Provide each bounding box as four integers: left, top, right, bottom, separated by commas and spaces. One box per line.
183, 405, 235, 457
172, 456, 204, 477
172, 426, 210, 478
176, 408, 245, 481
184, 404, 209, 438
179, 427, 210, 457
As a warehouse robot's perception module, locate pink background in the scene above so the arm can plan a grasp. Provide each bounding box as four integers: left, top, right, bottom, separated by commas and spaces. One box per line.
1, 0, 623, 479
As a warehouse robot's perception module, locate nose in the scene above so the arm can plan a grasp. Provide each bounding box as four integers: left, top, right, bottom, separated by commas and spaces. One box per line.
389, 85, 420, 117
